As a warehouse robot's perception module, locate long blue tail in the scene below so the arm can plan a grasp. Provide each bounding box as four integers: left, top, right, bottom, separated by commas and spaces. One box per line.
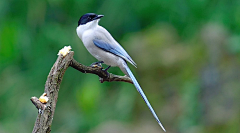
124, 63, 166, 132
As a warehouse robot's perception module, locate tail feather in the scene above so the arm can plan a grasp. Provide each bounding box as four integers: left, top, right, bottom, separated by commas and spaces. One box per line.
124, 63, 166, 132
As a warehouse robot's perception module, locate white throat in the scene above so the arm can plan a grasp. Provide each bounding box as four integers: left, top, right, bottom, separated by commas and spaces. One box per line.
76, 20, 99, 40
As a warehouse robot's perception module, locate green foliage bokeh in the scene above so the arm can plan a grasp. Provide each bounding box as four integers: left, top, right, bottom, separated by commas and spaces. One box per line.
0, 0, 240, 133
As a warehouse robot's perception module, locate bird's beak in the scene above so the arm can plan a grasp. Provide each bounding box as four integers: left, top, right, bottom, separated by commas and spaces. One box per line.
93, 15, 104, 20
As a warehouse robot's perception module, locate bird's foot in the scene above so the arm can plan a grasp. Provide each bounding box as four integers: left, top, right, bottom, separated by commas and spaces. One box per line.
90, 61, 104, 69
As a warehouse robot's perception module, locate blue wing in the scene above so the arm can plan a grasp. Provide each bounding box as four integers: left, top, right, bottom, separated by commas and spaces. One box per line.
93, 39, 137, 67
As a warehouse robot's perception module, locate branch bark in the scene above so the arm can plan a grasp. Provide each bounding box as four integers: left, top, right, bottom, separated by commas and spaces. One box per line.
31, 50, 132, 133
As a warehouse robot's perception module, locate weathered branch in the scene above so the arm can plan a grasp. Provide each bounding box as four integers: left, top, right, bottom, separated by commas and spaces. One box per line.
31, 51, 73, 133
31, 49, 132, 133
70, 58, 133, 84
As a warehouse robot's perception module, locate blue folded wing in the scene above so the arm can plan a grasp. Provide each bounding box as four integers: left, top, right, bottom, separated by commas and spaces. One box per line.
93, 39, 136, 67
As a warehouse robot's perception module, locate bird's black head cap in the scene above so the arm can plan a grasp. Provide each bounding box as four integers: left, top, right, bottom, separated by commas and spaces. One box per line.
78, 13, 104, 26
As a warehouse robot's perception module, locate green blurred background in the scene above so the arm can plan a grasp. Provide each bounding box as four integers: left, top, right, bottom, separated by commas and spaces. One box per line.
1, 0, 240, 133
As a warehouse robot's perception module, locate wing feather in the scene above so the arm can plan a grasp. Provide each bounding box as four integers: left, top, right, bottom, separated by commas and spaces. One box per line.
93, 38, 137, 67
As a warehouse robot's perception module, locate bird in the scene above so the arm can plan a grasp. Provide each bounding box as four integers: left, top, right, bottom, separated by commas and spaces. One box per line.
76, 13, 166, 132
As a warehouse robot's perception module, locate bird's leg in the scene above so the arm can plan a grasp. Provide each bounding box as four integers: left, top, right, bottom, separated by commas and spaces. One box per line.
101, 65, 111, 78
103, 66, 111, 72
90, 61, 104, 69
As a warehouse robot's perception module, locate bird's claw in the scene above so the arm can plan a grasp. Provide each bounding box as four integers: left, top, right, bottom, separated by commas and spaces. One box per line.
90, 61, 104, 69
91, 64, 103, 69
90, 62, 111, 77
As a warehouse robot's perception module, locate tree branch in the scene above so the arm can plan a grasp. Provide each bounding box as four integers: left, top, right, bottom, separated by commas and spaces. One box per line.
69, 58, 133, 84
31, 48, 132, 133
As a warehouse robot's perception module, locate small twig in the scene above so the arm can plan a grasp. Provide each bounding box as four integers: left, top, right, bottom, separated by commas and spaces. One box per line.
30, 97, 45, 110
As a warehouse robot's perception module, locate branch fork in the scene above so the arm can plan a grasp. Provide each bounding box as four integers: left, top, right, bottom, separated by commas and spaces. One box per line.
31, 46, 132, 133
